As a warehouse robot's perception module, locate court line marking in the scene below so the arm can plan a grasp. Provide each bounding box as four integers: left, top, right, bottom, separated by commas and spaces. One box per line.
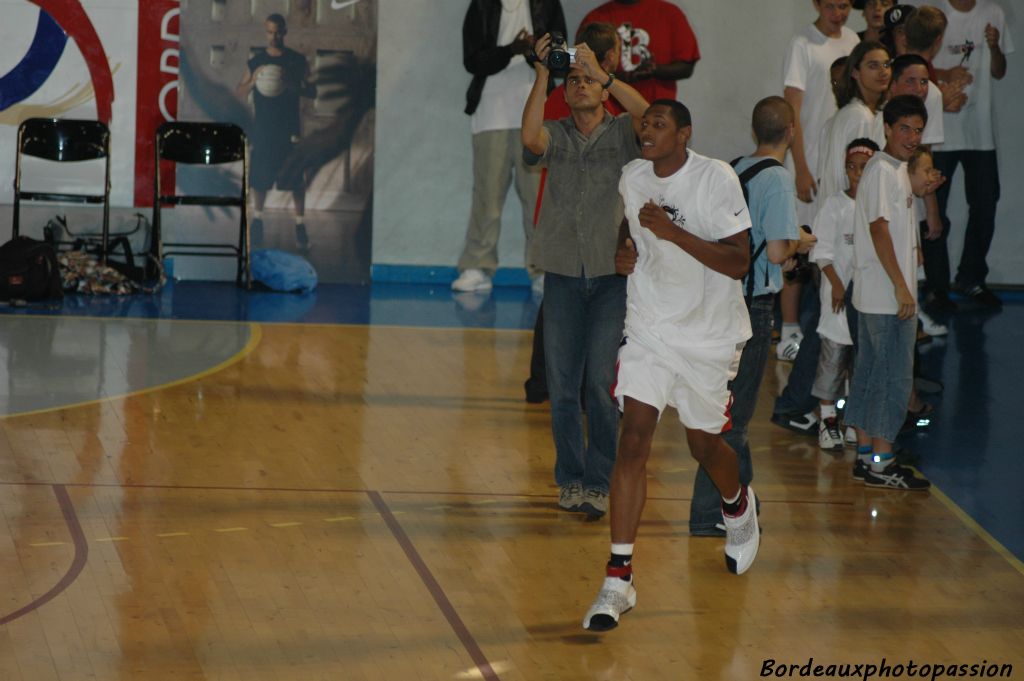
367, 491, 501, 681
0, 313, 538, 335
0, 485, 88, 626
3, 481, 1018, 640
0, 321, 262, 420
0, 480, 855, 506
252, 320, 535, 334
25, 515, 381, 549
931, 484, 1024, 577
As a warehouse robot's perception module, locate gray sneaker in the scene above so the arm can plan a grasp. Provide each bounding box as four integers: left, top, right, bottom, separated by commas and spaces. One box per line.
558, 482, 584, 511
579, 488, 609, 518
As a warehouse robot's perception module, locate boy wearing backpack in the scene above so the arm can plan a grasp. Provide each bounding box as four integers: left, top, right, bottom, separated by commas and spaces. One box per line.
689, 96, 815, 536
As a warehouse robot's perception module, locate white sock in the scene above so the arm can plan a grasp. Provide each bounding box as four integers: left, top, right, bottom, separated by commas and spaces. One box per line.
295, 215, 305, 225
782, 323, 800, 338
610, 543, 634, 557
820, 403, 837, 419
869, 451, 895, 473
721, 489, 741, 505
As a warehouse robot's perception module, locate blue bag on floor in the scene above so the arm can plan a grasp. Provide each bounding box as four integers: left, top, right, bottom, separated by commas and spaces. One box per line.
250, 249, 318, 293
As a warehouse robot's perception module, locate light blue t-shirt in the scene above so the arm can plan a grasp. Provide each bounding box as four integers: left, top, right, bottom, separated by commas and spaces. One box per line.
732, 156, 799, 297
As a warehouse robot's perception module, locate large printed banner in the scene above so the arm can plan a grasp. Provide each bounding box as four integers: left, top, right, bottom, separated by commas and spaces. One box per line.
178, 0, 377, 282
0, 0, 149, 206
0, 0, 376, 283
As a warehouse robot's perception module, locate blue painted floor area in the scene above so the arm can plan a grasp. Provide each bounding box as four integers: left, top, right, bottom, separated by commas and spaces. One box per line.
907, 299, 1024, 562
5, 281, 541, 329
3, 281, 1021, 562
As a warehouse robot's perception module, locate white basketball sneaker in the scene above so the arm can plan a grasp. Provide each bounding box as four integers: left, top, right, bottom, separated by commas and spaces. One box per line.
723, 485, 760, 575
582, 576, 637, 632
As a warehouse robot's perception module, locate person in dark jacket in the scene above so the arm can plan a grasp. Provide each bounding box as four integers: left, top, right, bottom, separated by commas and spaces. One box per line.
451, 0, 566, 294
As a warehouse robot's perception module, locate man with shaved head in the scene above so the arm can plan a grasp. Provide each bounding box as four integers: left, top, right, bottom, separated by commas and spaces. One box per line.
690, 96, 815, 537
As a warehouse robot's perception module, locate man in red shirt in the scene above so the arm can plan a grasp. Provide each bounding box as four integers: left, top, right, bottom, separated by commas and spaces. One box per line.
578, 0, 700, 103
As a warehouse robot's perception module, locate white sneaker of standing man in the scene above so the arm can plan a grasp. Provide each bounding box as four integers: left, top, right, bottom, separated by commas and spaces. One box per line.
451, 268, 493, 292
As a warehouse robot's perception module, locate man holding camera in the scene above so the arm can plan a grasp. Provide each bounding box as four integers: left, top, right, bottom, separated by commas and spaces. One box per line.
522, 32, 649, 517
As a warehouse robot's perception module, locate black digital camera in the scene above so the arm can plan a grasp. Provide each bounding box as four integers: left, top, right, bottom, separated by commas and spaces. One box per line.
784, 225, 814, 284
545, 32, 576, 76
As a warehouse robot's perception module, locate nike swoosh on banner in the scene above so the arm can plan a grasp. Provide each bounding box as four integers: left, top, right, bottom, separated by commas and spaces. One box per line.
331, 0, 363, 9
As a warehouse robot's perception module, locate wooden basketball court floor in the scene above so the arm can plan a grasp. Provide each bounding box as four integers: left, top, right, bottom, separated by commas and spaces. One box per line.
1, 288, 1022, 680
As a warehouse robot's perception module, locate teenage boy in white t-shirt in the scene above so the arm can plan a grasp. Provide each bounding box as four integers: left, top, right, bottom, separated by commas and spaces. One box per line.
778, 0, 860, 372
784, 0, 861, 222
582, 100, 759, 632
846, 94, 941, 490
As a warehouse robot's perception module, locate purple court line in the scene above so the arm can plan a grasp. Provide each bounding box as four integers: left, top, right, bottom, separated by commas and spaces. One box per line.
367, 490, 501, 681
0, 485, 88, 625
0, 481, 853, 507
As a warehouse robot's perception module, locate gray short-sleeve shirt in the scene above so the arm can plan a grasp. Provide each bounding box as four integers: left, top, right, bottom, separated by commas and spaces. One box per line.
525, 113, 640, 277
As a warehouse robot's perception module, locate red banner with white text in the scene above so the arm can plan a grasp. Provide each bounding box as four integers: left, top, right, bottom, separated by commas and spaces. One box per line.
135, 0, 179, 207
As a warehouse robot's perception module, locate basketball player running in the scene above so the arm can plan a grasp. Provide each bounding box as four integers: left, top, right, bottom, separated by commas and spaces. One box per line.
582, 100, 760, 632
236, 13, 315, 248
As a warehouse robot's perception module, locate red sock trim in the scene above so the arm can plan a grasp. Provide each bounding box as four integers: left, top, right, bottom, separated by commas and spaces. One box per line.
606, 565, 632, 578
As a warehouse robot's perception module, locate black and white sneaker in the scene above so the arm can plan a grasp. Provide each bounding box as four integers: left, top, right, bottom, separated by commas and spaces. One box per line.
771, 410, 818, 436
818, 416, 844, 450
583, 576, 637, 631
863, 463, 931, 491
723, 486, 760, 575
954, 281, 1002, 309
776, 332, 802, 361
852, 459, 869, 483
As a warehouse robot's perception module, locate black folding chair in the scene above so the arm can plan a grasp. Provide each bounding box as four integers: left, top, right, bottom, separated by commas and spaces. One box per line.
13, 118, 111, 261
151, 121, 250, 288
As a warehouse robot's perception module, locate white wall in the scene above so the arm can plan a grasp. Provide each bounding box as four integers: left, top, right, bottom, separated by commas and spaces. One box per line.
373, 0, 1023, 286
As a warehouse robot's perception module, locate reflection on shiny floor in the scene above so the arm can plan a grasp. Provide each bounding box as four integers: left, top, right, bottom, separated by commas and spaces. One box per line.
1, 318, 1021, 680
0, 317, 255, 416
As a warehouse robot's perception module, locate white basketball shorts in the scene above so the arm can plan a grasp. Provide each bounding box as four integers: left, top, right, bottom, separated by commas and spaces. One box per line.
614, 333, 743, 434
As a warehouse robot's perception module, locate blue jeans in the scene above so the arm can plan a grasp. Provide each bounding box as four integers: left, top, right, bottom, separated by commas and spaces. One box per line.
690, 296, 773, 535
543, 272, 626, 493
922, 150, 1000, 292
844, 312, 915, 444
773, 276, 822, 417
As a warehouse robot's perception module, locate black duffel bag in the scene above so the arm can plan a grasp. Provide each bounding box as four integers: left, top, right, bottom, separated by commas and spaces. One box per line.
0, 236, 63, 302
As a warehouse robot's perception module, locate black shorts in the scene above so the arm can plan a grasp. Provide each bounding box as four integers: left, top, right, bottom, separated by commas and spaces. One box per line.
250, 133, 301, 192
